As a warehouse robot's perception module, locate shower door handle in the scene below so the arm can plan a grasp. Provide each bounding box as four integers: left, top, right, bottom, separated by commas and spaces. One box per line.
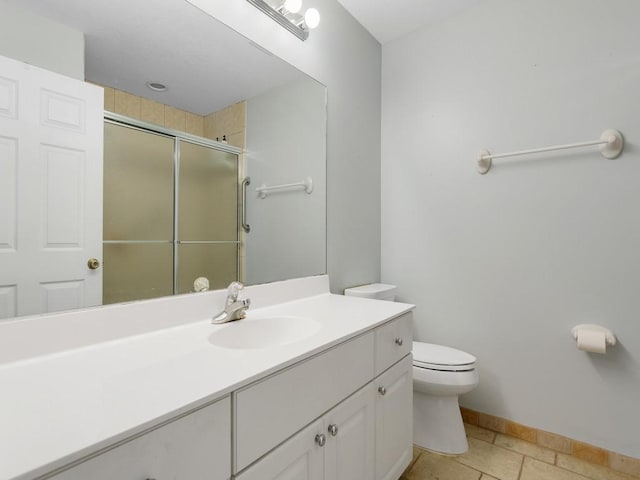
241, 177, 251, 233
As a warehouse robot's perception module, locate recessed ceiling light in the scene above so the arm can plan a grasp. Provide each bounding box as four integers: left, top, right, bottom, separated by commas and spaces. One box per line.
146, 81, 167, 92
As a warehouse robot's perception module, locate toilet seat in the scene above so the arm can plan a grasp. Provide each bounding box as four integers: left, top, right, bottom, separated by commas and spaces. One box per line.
412, 341, 476, 372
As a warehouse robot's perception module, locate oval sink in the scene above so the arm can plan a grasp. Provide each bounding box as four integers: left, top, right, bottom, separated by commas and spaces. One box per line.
208, 316, 321, 349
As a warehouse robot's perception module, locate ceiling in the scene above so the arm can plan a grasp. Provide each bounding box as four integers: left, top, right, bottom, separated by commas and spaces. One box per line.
4, 0, 303, 115
335, 0, 482, 44
4, 0, 482, 114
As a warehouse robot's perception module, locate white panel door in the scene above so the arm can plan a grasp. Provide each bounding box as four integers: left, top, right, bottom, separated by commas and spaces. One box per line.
324, 382, 375, 480
0, 54, 103, 318
375, 355, 413, 480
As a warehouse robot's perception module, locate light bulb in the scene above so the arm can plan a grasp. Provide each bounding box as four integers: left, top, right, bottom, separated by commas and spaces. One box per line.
304, 7, 320, 29
284, 0, 302, 13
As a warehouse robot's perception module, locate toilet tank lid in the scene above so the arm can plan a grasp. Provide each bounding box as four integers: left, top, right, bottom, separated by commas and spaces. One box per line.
343, 283, 397, 299
412, 341, 476, 366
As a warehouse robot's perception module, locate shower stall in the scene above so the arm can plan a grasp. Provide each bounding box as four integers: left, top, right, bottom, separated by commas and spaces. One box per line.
103, 116, 240, 305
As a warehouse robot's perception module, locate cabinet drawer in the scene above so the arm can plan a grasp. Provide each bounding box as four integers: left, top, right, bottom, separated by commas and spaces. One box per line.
51, 396, 231, 480
375, 313, 412, 376
234, 331, 375, 473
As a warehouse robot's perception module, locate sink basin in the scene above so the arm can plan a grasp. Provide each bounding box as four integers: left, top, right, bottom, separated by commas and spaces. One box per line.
208, 316, 321, 349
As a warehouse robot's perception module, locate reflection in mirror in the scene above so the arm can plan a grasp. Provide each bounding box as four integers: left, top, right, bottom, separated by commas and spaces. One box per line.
0, 0, 326, 320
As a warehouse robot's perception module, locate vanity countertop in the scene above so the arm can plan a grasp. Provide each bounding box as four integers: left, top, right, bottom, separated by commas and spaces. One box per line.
0, 279, 414, 480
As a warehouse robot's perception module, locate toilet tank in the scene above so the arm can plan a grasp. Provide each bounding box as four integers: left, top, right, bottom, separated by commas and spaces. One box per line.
343, 283, 397, 301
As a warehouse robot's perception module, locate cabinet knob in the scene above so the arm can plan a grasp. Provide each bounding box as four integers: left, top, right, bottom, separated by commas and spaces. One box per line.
395, 337, 403, 346
378, 386, 387, 396
328, 423, 339, 436
315, 433, 326, 447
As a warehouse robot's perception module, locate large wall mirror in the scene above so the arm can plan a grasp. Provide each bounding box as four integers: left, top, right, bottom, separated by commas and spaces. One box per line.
0, 0, 326, 320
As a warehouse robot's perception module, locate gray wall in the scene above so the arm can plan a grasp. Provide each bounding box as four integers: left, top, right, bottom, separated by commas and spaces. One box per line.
381, 0, 640, 457
188, 0, 382, 294
0, 1, 84, 79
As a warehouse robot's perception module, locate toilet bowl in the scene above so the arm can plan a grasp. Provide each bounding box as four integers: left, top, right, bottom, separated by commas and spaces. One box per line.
342, 284, 479, 455
413, 341, 478, 455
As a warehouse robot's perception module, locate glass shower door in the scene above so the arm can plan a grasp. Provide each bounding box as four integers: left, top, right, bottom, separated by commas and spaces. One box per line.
103, 123, 175, 304
103, 121, 240, 303
177, 140, 239, 293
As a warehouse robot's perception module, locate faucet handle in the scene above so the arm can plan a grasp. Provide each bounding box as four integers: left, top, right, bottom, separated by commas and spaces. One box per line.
227, 281, 244, 301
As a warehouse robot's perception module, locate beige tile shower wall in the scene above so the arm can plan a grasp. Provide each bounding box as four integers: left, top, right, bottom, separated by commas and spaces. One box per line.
98, 83, 246, 148
203, 101, 247, 149
98, 84, 205, 137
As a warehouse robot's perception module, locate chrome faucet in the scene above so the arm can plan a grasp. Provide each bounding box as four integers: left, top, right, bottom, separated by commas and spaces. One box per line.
212, 281, 251, 324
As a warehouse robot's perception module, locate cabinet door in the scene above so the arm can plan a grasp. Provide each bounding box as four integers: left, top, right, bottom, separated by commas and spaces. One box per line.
375, 355, 413, 480
324, 382, 375, 480
235, 419, 324, 480
51, 396, 231, 480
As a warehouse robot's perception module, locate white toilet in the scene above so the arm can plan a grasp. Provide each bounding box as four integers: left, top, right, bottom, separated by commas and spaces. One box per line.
412, 341, 478, 454
344, 283, 479, 455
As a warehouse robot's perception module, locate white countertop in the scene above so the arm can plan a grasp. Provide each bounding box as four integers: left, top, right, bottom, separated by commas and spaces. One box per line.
0, 278, 413, 480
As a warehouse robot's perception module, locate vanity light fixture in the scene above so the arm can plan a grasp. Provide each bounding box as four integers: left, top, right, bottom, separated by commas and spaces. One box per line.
246, 0, 320, 41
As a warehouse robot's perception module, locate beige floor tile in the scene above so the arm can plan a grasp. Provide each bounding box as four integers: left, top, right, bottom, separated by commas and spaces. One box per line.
456, 437, 523, 480
466, 423, 497, 443
413, 446, 423, 461
537, 430, 572, 454
572, 442, 609, 466
495, 434, 555, 464
461, 407, 480, 426
610, 453, 640, 478
557, 454, 638, 480
520, 457, 589, 480
405, 449, 481, 480
478, 413, 507, 433
506, 421, 537, 443
481, 475, 500, 480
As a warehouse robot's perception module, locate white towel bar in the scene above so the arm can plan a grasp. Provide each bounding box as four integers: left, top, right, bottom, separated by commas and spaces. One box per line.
256, 177, 313, 198
477, 129, 624, 174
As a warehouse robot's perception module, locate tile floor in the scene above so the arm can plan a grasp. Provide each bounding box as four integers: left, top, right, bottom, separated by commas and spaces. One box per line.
401, 424, 638, 480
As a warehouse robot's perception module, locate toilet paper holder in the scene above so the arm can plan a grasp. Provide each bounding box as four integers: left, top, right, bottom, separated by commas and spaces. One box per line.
571, 324, 617, 347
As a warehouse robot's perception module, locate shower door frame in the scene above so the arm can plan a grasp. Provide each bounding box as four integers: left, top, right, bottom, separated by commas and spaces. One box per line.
103, 112, 243, 298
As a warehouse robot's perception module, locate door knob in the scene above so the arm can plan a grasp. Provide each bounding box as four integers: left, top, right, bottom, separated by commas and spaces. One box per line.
87, 258, 100, 270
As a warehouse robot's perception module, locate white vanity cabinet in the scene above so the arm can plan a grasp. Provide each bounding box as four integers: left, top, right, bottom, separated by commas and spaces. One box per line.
31, 311, 413, 480
234, 312, 414, 480
49, 396, 231, 480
